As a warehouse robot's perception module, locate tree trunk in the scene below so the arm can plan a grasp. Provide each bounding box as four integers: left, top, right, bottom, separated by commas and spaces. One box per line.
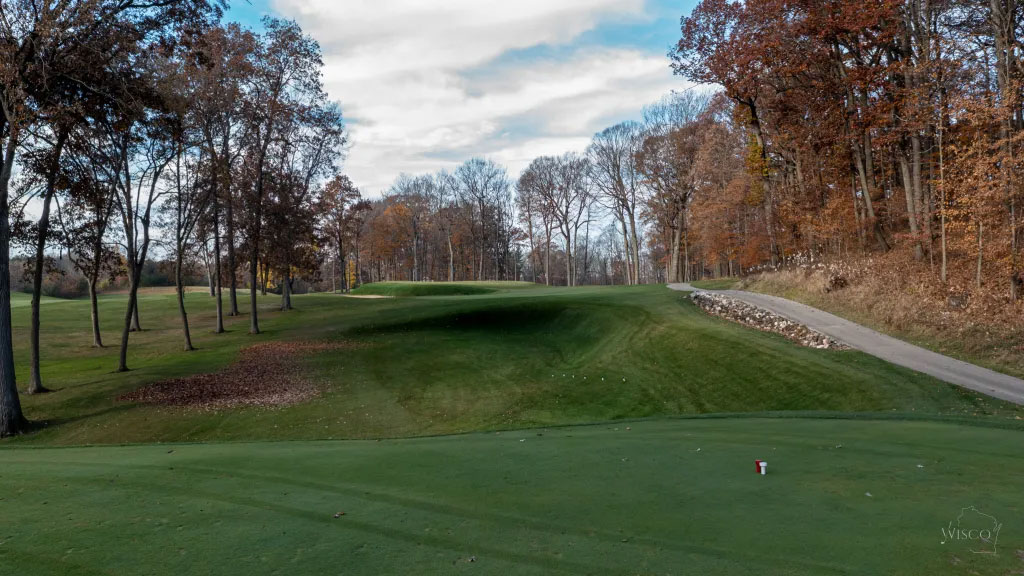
226, 195, 239, 316
175, 252, 194, 352
582, 213, 591, 284
525, 218, 536, 283
28, 128, 68, 394
281, 268, 292, 311
0, 125, 26, 436
669, 220, 682, 284
911, 132, 926, 254
213, 200, 224, 333
27, 195, 55, 393
118, 267, 141, 372
629, 211, 640, 285
249, 249, 260, 334
743, 101, 782, 265
131, 297, 141, 330
977, 221, 984, 289
354, 234, 362, 288
544, 225, 551, 286
619, 212, 632, 285
898, 151, 924, 260
203, 239, 215, 297
447, 233, 454, 282
88, 279, 103, 347
412, 229, 420, 282
564, 235, 573, 287
683, 217, 691, 282
939, 126, 948, 284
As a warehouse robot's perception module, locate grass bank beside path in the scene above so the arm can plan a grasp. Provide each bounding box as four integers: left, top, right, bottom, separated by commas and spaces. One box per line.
6, 282, 1023, 446
705, 273, 1024, 381
689, 278, 742, 290
2, 418, 1022, 575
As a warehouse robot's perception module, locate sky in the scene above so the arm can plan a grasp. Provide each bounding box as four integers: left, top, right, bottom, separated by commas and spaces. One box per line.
225, 0, 697, 196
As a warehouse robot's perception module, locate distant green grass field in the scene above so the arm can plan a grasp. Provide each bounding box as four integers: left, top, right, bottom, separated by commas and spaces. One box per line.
3, 418, 1022, 575
4, 282, 1024, 574
350, 281, 503, 297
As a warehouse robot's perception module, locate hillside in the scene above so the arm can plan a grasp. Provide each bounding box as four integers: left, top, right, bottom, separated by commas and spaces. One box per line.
7, 284, 1022, 446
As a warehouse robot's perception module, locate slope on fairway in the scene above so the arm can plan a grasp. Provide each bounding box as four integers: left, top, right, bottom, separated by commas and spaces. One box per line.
350, 281, 520, 297
10, 285, 1024, 445
2, 417, 1021, 575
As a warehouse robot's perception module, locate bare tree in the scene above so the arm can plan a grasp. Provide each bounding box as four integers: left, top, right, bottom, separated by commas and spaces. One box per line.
239, 17, 326, 333
588, 122, 645, 284
637, 92, 708, 282
193, 24, 257, 324
455, 158, 510, 280
57, 138, 119, 348
523, 155, 592, 286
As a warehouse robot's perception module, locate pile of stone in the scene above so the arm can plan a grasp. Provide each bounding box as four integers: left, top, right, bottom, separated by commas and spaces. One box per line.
690, 291, 848, 350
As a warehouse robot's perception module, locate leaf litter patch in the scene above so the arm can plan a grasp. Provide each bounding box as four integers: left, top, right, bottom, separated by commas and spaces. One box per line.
118, 341, 361, 410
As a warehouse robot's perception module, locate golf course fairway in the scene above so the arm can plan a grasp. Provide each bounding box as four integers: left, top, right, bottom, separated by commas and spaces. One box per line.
2, 418, 1022, 575
2, 283, 1023, 574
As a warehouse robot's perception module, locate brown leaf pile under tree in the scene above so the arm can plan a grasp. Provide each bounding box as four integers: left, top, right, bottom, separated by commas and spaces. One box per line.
118, 341, 361, 410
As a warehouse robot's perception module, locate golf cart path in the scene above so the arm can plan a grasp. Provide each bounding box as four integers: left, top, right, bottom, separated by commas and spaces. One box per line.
668, 283, 1024, 405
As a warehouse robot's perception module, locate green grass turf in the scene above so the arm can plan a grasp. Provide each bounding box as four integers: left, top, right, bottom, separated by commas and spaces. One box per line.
6, 283, 1024, 446
5, 283, 1024, 574
690, 278, 741, 290
349, 281, 512, 297
2, 418, 1022, 575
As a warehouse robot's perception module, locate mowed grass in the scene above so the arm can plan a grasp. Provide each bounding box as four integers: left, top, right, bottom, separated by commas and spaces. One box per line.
689, 278, 741, 290
5, 283, 1024, 574
2, 418, 1023, 575
350, 281, 526, 297
6, 283, 1024, 446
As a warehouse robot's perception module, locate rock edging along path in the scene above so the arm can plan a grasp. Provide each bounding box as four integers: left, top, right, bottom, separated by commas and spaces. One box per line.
690, 290, 848, 350
668, 283, 1024, 405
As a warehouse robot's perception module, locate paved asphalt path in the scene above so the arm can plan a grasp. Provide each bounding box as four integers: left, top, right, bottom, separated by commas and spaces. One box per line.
668, 283, 1024, 405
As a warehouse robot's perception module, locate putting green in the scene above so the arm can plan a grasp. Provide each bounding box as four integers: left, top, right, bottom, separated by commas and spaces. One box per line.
2, 417, 1021, 575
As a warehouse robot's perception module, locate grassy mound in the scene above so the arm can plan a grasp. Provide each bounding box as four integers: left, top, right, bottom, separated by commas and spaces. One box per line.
7, 285, 1022, 446
689, 278, 741, 290
350, 282, 501, 297
3, 418, 1022, 575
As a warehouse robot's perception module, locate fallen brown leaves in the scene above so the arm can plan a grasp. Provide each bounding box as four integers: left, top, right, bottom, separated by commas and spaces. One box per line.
118, 341, 360, 410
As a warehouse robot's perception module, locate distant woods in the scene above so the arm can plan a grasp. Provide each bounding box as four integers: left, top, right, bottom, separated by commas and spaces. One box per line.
365, 0, 1024, 300
363, 95, 713, 288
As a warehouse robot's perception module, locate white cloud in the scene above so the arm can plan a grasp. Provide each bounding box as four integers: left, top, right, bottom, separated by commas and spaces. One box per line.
270, 0, 680, 194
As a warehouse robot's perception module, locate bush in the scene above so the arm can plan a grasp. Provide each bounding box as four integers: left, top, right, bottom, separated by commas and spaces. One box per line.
43, 275, 90, 299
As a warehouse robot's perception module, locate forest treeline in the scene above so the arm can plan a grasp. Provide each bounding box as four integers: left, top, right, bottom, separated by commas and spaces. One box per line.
362, 0, 1024, 299
4, 0, 1024, 436
670, 0, 1024, 298
355, 93, 728, 288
